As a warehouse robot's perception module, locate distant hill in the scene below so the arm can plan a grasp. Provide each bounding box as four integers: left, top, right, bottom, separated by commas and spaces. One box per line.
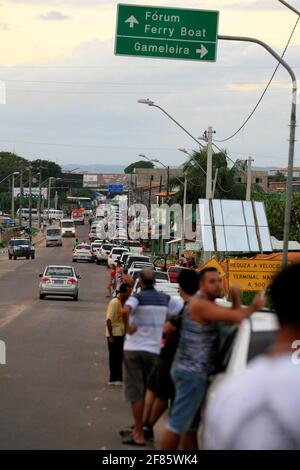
62, 164, 125, 173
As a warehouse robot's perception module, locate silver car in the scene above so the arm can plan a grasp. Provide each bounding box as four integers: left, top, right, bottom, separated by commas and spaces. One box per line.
39, 265, 80, 301
46, 228, 63, 247
72, 243, 94, 263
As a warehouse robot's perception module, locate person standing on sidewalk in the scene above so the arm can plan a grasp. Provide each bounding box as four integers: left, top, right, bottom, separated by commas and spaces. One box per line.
106, 283, 132, 386
122, 269, 183, 446
161, 267, 265, 450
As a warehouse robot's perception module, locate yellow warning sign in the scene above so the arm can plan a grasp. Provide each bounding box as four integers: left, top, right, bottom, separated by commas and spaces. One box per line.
198, 258, 226, 278
229, 259, 282, 292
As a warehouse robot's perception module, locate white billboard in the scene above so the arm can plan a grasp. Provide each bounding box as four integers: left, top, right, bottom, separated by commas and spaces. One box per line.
14, 188, 48, 198
83, 174, 98, 188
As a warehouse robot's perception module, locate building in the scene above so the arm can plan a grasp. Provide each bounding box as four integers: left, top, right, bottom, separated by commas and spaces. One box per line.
82, 174, 129, 196
57, 172, 84, 190
235, 170, 268, 193
133, 167, 184, 189
129, 167, 184, 205
269, 181, 300, 193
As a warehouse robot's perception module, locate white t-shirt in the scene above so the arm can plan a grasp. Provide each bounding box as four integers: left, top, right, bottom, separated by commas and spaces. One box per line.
205, 354, 300, 450
124, 287, 183, 355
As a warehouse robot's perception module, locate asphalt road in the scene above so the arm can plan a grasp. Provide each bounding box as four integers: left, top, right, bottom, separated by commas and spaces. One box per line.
0, 223, 152, 450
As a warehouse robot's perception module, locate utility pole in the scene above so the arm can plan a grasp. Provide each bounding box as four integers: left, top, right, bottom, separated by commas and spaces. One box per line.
204, 127, 214, 199
48, 178, 53, 220
212, 168, 219, 199
19, 169, 23, 227
148, 175, 153, 214
11, 173, 15, 220
166, 166, 170, 197
54, 191, 58, 210
182, 173, 187, 242
246, 157, 254, 201
28, 165, 32, 232
38, 160, 42, 229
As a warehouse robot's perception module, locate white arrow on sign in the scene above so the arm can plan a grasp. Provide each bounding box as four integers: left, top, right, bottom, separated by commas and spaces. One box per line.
196, 45, 208, 59
125, 15, 139, 28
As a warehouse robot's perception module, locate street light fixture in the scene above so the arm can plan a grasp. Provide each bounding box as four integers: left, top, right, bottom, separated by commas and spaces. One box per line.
178, 148, 207, 176
138, 98, 205, 149
0, 171, 19, 186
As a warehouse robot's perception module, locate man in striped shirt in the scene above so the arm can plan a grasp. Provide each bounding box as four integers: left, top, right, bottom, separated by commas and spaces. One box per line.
122, 269, 183, 446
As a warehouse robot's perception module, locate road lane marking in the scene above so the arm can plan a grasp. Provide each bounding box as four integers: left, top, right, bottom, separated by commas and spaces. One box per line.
0, 301, 38, 329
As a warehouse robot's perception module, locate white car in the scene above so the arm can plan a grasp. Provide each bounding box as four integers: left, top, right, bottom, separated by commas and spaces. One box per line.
73, 243, 94, 263
132, 270, 169, 285
91, 242, 102, 260
128, 261, 155, 277
39, 265, 80, 301
107, 247, 129, 267
60, 219, 76, 237
200, 308, 279, 448
96, 243, 117, 265
154, 282, 182, 300
133, 280, 182, 302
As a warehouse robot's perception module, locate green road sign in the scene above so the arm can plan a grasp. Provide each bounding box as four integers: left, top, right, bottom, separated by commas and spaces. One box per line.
115, 4, 219, 62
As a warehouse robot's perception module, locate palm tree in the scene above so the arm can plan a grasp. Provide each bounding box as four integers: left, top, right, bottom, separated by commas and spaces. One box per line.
170, 149, 247, 204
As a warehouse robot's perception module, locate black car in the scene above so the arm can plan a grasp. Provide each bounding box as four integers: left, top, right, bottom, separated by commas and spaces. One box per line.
8, 238, 35, 260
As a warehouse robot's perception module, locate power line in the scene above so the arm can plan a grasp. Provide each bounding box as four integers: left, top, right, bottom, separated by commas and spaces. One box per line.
214, 15, 300, 143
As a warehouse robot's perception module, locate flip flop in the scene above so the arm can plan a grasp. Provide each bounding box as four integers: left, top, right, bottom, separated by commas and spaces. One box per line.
122, 435, 146, 446
119, 429, 132, 437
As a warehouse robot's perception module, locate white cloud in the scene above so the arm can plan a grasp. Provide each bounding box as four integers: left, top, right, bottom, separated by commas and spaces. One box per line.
37, 10, 71, 21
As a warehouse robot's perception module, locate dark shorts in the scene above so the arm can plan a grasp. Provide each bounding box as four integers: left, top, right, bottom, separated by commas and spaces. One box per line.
123, 350, 159, 403
148, 356, 175, 401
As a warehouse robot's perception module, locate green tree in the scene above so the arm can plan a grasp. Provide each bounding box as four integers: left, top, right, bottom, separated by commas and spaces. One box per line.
255, 193, 300, 243
31, 159, 61, 181
68, 188, 94, 199
0, 152, 28, 192
124, 160, 154, 174
268, 171, 286, 183
171, 149, 247, 204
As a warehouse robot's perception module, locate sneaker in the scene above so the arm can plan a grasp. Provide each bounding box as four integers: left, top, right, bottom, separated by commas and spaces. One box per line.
108, 381, 123, 386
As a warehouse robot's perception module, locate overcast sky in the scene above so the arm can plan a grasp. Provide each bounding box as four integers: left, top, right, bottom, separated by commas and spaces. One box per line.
0, 0, 299, 169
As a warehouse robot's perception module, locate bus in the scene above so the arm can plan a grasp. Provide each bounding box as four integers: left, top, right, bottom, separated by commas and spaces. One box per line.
17, 208, 38, 220
66, 197, 93, 216
43, 209, 64, 220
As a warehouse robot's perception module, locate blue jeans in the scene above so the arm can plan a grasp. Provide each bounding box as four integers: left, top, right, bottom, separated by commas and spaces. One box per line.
167, 364, 208, 436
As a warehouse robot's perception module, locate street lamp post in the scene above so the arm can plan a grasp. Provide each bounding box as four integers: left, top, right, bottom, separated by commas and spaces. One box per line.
28, 165, 32, 232
37, 160, 43, 229
218, 34, 297, 269
48, 177, 55, 219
